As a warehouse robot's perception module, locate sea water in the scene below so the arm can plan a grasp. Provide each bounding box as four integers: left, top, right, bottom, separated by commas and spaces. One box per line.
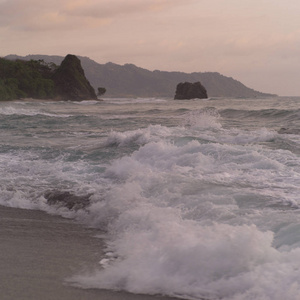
1, 97, 300, 300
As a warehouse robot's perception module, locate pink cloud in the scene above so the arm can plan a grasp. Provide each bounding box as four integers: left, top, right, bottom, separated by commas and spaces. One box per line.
0, 0, 193, 31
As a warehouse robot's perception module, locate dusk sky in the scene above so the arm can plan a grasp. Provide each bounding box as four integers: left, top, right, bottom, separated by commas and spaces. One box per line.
1, 0, 300, 96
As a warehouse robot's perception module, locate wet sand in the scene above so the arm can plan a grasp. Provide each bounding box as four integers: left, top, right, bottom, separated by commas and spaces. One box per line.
0, 205, 181, 300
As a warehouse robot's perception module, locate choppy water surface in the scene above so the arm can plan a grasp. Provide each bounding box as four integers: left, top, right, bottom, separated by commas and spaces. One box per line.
1, 96, 300, 300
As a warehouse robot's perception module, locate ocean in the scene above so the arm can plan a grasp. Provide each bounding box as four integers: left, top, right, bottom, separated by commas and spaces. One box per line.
1, 96, 300, 300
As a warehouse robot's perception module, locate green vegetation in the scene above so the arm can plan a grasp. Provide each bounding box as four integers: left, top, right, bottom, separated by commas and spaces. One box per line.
0, 58, 57, 101
0, 55, 100, 101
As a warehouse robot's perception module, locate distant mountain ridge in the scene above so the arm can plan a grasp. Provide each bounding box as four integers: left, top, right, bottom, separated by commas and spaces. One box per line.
5, 54, 276, 98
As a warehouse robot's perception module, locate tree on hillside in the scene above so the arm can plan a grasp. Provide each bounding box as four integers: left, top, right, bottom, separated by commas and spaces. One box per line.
0, 58, 56, 100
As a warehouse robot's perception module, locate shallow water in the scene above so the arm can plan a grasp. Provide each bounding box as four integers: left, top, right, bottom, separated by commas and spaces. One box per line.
1, 96, 300, 300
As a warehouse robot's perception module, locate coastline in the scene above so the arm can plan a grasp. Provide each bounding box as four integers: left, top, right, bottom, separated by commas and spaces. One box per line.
0, 205, 182, 300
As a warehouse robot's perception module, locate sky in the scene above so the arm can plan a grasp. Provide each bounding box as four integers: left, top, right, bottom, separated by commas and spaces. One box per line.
1, 0, 300, 96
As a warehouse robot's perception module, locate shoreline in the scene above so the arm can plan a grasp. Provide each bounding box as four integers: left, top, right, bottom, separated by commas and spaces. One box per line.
0, 205, 182, 300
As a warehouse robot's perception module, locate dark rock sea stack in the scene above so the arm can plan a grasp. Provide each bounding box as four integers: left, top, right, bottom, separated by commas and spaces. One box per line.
52, 54, 97, 101
174, 81, 208, 100
44, 191, 91, 210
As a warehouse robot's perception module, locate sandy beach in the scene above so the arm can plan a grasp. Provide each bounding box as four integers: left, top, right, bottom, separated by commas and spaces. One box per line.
0, 205, 180, 300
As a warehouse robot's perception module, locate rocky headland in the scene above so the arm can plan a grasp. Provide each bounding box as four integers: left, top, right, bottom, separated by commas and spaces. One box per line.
0, 54, 97, 101
53, 54, 97, 101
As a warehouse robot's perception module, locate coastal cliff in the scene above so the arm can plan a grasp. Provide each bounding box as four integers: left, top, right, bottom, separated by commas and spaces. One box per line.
52, 54, 97, 101
0, 54, 97, 101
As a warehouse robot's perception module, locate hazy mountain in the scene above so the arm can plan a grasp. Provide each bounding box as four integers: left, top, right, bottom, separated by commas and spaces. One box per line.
5, 54, 276, 98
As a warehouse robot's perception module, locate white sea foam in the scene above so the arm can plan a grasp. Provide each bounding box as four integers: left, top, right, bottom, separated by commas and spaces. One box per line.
73, 100, 101, 105
181, 108, 277, 146
2, 98, 300, 300
104, 125, 174, 147
73, 220, 300, 300
69, 136, 300, 300
0, 106, 71, 117
183, 107, 222, 130
106, 98, 167, 104
217, 127, 277, 145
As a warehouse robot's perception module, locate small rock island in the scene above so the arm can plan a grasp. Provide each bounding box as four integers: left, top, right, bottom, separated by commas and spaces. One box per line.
174, 81, 208, 100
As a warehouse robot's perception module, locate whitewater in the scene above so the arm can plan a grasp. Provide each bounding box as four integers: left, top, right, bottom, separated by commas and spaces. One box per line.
1, 96, 300, 300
